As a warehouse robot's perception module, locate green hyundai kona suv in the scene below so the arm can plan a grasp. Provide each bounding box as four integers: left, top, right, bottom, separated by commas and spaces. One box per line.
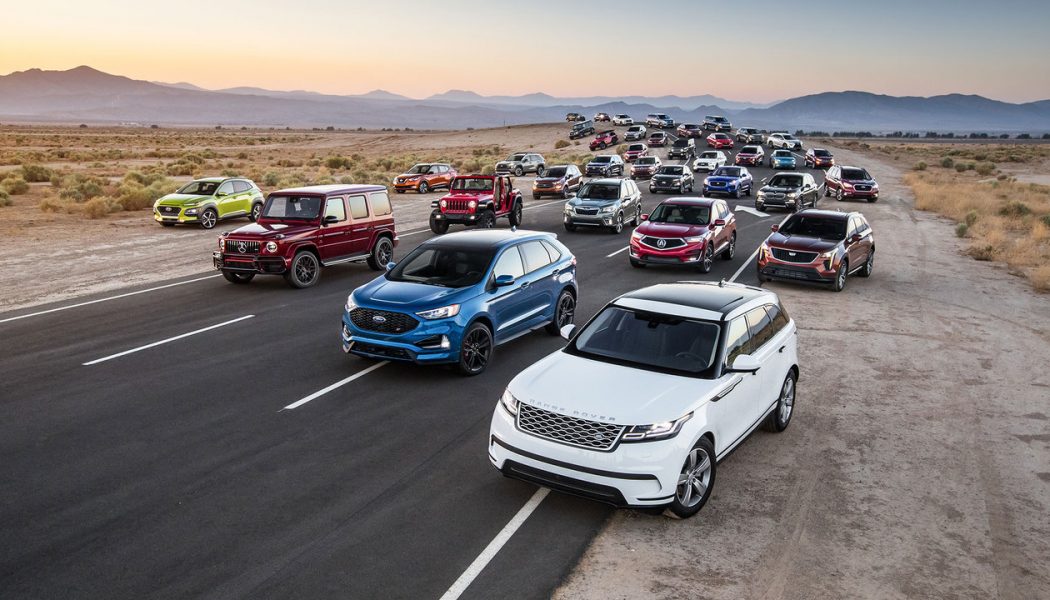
153, 177, 265, 229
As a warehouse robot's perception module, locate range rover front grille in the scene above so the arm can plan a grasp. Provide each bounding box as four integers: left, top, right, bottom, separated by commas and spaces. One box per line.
349, 308, 419, 334
771, 248, 818, 263
224, 239, 260, 254
516, 403, 625, 451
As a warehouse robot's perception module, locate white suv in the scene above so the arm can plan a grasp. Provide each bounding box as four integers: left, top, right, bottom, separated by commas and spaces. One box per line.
768, 133, 803, 151
612, 114, 634, 126
488, 281, 799, 518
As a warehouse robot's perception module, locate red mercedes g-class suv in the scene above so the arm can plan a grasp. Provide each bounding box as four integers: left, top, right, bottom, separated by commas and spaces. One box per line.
214, 184, 397, 288
429, 174, 523, 234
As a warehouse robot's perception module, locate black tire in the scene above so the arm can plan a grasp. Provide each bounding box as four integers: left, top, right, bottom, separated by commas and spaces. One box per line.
545, 289, 576, 335
457, 322, 493, 376
631, 205, 641, 226
755, 201, 765, 212
859, 248, 874, 277
564, 221, 577, 232
664, 437, 716, 519
610, 212, 624, 234
200, 208, 218, 230
395, 189, 405, 194
222, 271, 255, 284
836, 188, 845, 202
508, 201, 523, 227
418, 180, 429, 194
745, 184, 752, 197
536, 165, 546, 177
722, 232, 736, 260
868, 196, 878, 203
514, 166, 524, 176
832, 259, 848, 292
824, 185, 831, 197
429, 215, 450, 235
249, 203, 262, 222
477, 210, 496, 229
599, 142, 607, 150
764, 370, 797, 432
733, 188, 741, 199
532, 194, 540, 200
698, 244, 714, 274
284, 251, 321, 289
561, 187, 570, 199
160, 221, 175, 227
366, 236, 394, 271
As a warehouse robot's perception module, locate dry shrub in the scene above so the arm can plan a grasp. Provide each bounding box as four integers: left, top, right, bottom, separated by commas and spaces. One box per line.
554, 139, 570, 149
83, 196, 119, 218
998, 200, 1031, 217
2, 177, 29, 195
1032, 265, 1050, 292
39, 197, 67, 212
955, 223, 969, 237
20, 164, 53, 182
975, 162, 996, 176
913, 161, 927, 171
0, 189, 11, 207
940, 157, 954, 168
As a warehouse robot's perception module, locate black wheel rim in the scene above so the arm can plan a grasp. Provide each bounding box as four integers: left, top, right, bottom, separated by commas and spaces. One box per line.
556, 294, 575, 327
462, 328, 491, 372
377, 241, 392, 265
514, 204, 522, 223
296, 255, 317, 283
614, 214, 622, 233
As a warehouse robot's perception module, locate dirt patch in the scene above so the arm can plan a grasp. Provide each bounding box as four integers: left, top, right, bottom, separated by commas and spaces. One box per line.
555, 145, 1050, 599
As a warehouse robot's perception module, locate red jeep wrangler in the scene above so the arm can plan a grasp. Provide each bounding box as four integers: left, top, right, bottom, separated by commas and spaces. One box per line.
213, 184, 397, 288
429, 174, 523, 234
589, 129, 619, 151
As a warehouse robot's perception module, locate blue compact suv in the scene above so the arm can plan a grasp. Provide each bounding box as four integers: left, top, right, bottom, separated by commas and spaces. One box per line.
342, 229, 578, 375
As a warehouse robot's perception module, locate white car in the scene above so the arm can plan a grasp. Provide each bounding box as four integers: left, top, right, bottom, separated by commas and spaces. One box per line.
692, 150, 728, 172
488, 281, 799, 519
767, 133, 803, 151
612, 114, 634, 126
624, 125, 647, 141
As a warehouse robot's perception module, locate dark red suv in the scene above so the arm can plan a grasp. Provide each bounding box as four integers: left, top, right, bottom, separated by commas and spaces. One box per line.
214, 184, 397, 288
757, 209, 874, 292
824, 165, 879, 202
628, 197, 737, 274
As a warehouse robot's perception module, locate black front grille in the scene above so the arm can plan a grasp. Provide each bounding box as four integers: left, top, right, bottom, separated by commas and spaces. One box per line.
225, 239, 260, 254
517, 404, 625, 451
502, 461, 627, 507
349, 308, 419, 334
575, 207, 599, 216
640, 236, 685, 250
763, 265, 826, 282
352, 342, 413, 360
771, 248, 818, 263
444, 199, 473, 212
853, 184, 872, 191
160, 206, 180, 215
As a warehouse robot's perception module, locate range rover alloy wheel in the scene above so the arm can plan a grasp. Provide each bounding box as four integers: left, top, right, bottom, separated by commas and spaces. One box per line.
458, 322, 493, 376
285, 251, 320, 289
545, 290, 576, 335
367, 237, 393, 271
200, 208, 218, 229
766, 371, 797, 432
665, 437, 716, 519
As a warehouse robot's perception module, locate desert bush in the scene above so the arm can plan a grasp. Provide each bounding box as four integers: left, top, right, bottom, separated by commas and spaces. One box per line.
998, 200, 1031, 217
969, 245, 996, 261
1041, 215, 1050, 228
955, 223, 968, 237
325, 156, 352, 169
56, 174, 107, 202
263, 171, 280, 187
20, 163, 53, 182
913, 161, 927, 171
1032, 265, 1050, 292
123, 170, 168, 186
481, 164, 495, 175
339, 175, 354, 184
2, 177, 29, 195
940, 157, 954, 168
554, 139, 570, 149
964, 210, 979, 226
83, 196, 119, 218
0, 189, 10, 206
38, 197, 66, 212
975, 162, 996, 176
954, 163, 968, 172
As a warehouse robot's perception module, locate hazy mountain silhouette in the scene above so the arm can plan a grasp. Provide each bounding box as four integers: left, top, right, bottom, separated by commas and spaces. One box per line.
2, 67, 1047, 132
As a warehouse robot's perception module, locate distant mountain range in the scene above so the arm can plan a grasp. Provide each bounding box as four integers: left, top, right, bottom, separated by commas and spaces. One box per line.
2, 66, 1049, 132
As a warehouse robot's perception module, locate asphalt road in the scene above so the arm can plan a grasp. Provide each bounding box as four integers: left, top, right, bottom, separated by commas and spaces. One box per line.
0, 127, 829, 599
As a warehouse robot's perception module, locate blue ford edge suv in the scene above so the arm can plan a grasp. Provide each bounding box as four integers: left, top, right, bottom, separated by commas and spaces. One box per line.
342, 229, 578, 375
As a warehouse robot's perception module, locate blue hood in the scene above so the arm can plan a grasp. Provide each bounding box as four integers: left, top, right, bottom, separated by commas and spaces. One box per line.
353, 277, 475, 310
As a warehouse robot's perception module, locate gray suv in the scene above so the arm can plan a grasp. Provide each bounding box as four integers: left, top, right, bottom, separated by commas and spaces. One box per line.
736, 127, 765, 144
563, 178, 643, 234
496, 152, 546, 176
703, 115, 732, 132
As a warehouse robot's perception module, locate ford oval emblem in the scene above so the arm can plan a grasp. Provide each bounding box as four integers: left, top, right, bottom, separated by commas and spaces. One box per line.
657, 239, 667, 248
372, 315, 387, 323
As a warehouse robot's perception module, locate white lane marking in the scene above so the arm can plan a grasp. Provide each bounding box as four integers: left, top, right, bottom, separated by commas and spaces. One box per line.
0, 275, 221, 325
524, 199, 566, 211
83, 314, 254, 366
735, 206, 771, 218
607, 246, 630, 258
439, 488, 551, 600
281, 360, 389, 410
399, 228, 430, 238
730, 213, 792, 283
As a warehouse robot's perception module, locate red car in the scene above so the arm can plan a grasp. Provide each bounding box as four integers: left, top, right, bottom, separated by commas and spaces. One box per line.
647, 131, 668, 147
628, 197, 737, 274
734, 145, 765, 166
623, 143, 649, 162
676, 123, 704, 138
214, 184, 397, 288
805, 148, 835, 169
824, 165, 879, 202
429, 174, 523, 233
757, 209, 874, 292
594, 112, 611, 122
589, 129, 619, 150
706, 133, 733, 149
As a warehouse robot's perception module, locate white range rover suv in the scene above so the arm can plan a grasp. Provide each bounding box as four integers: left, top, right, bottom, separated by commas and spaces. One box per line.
488, 281, 798, 518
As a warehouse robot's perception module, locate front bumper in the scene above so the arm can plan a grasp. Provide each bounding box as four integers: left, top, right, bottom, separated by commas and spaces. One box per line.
154, 206, 201, 223
842, 187, 879, 199
629, 239, 705, 264
758, 252, 838, 284
489, 406, 682, 507
585, 167, 614, 177
393, 180, 423, 191
631, 169, 655, 179
213, 251, 288, 274
757, 193, 800, 208
533, 183, 565, 196
772, 161, 796, 169
565, 211, 617, 227
432, 210, 483, 225
341, 315, 461, 364
650, 180, 686, 192
703, 183, 739, 196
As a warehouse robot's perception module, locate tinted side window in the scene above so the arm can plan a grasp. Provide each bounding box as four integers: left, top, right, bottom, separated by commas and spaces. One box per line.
540, 239, 562, 261
724, 316, 751, 366
324, 197, 347, 222
369, 191, 392, 216
521, 241, 553, 273
745, 306, 775, 350
765, 303, 790, 335
348, 195, 368, 219
232, 180, 251, 193
492, 246, 525, 279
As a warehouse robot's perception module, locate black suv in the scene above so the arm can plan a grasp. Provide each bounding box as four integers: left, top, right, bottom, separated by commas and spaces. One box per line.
703, 115, 732, 131
648, 164, 695, 194
570, 119, 595, 139
668, 137, 697, 160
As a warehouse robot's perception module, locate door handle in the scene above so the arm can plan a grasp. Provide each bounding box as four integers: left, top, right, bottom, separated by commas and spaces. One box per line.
551, 268, 560, 276
520, 281, 531, 289
778, 345, 785, 353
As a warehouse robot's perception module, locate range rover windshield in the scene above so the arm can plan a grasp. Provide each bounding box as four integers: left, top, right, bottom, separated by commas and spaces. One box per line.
177, 181, 220, 195
387, 244, 497, 288
262, 195, 322, 220
452, 177, 493, 192
779, 214, 847, 240
569, 306, 721, 377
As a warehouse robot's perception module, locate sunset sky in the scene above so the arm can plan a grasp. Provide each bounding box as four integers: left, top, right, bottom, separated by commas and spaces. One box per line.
2, 0, 1048, 103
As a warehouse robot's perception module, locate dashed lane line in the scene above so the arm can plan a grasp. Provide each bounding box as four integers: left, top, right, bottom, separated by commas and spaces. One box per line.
83, 314, 254, 366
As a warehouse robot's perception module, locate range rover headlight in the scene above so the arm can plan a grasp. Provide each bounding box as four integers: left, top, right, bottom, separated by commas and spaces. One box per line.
344, 294, 358, 313
499, 388, 519, 416
416, 304, 460, 320
622, 413, 692, 442
265, 241, 278, 253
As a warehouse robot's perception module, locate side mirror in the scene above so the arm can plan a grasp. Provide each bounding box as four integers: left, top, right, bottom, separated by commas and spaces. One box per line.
385, 261, 396, 272
559, 324, 576, 341
713, 219, 726, 227
494, 274, 516, 287
323, 215, 339, 225
771, 224, 779, 232
216, 192, 227, 197
640, 213, 649, 221
727, 354, 761, 374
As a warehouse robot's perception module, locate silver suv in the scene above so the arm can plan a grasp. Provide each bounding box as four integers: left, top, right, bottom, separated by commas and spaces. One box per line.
495, 152, 546, 176
563, 178, 643, 234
